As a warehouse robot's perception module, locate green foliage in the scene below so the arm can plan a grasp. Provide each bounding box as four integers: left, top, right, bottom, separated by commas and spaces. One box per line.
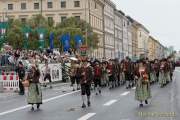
6, 19, 24, 49
5, 15, 99, 50
56, 17, 99, 49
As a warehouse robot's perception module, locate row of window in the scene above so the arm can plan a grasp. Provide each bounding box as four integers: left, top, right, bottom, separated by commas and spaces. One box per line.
7, 1, 80, 10
19, 15, 80, 24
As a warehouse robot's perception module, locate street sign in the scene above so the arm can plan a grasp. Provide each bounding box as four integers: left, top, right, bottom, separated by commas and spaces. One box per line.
80, 45, 88, 56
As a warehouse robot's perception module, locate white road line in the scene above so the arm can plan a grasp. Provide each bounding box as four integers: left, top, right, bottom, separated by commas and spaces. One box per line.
78, 113, 96, 120
103, 99, 117, 106
175, 70, 180, 72
0, 90, 80, 116
121, 91, 130, 96
132, 87, 136, 90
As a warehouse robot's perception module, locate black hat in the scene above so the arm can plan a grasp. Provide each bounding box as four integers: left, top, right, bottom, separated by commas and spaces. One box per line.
19, 61, 23, 65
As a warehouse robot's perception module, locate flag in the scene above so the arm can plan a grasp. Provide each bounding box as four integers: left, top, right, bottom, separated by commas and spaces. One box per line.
49, 32, 54, 50
61, 34, 70, 52
74, 35, 83, 48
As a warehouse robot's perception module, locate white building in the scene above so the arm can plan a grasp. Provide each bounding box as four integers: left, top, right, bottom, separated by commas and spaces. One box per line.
133, 21, 150, 59
104, 0, 116, 59
122, 16, 129, 58
114, 10, 124, 60
127, 17, 133, 58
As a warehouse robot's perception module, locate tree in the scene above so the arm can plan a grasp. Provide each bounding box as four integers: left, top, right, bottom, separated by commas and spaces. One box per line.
56, 17, 99, 49
6, 19, 24, 49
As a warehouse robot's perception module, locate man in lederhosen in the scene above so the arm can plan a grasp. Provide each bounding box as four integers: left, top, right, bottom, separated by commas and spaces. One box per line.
154, 59, 160, 83
80, 60, 93, 108
93, 62, 102, 95
123, 57, 133, 89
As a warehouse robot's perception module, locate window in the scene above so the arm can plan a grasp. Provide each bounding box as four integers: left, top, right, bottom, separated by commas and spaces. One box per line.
34, 3, 39, 9
48, 17, 53, 25
61, 16, 67, 22
21, 18, 26, 23
75, 16, 80, 20
8, 4, 13, 10
21, 3, 26, 10
47, 2, 53, 8
48, 17, 53, 21
95, 2, 97, 9
61, 1, 66, 8
74, 1, 80, 7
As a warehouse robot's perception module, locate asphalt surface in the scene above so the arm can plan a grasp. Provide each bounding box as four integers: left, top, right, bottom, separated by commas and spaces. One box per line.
0, 68, 180, 120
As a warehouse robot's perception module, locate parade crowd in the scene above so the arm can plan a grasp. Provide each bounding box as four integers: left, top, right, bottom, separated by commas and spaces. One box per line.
0, 47, 176, 111
69, 56, 175, 108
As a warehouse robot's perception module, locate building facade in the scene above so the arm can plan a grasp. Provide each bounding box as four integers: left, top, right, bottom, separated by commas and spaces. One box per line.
0, 0, 105, 58
122, 16, 129, 58
114, 10, 123, 60
104, 0, 115, 59
127, 17, 132, 58
134, 22, 150, 59
148, 36, 156, 60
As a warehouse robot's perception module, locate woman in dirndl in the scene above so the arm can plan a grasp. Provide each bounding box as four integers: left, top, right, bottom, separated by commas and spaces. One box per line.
149, 61, 156, 84
27, 64, 42, 111
135, 60, 151, 107
159, 59, 167, 87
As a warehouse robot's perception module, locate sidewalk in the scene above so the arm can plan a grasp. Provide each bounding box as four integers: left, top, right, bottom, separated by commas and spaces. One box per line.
0, 82, 71, 100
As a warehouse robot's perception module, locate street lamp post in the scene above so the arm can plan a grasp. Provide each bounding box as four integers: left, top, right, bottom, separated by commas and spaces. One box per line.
22, 25, 31, 49
37, 27, 46, 50
0, 8, 8, 48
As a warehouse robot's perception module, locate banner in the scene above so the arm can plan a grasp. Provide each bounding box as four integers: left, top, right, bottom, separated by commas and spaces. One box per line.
49, 32, 54, 50
74, 35, 83, 48
61, 34, 70, 52
38, 63, 62, 83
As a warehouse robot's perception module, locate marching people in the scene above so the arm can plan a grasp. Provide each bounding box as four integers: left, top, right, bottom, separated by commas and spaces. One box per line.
135, 59, 151, 107
75, 62, 81, 90
43, 62, 52, 89
149, 61, 156, 84
123, 57, 133, 89
168, 57, 174, 81
80, 60, 93, 108
16, 61, 25, 95
93, 62, 102, 95
164, 59, 171, 84
120, 60, 126, 85
107, 59, 115, 89
26, 64, 42, 111
114, 59, 120, 87
101, 61, 109, 87
70, 61, 77, 91
159, 59, 169, 87
153, 59, 160, 83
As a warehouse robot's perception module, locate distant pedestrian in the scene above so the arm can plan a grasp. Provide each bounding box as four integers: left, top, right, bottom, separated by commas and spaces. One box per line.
43, 62, 52, 88
16, 61, 25, 95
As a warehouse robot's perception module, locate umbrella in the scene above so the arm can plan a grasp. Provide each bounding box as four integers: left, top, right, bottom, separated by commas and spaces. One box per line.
69, 57, 78, 61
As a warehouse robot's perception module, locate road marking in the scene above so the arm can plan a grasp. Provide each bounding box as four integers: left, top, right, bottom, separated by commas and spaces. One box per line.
103, 99, 117, 106
175, 70, 180, 72
78, 113, 96, 120
121, 91, 130, 96
132, 87, 136, 90
0, 90, 80, 116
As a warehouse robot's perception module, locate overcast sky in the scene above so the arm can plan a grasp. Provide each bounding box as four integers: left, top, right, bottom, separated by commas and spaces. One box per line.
112, 0, 180, 50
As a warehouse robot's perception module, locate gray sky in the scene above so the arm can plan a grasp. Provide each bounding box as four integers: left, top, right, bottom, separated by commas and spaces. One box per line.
112, 0, 180, 50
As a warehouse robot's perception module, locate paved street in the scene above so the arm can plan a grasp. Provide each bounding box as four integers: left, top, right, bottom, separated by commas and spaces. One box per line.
0, 69, 180, 120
